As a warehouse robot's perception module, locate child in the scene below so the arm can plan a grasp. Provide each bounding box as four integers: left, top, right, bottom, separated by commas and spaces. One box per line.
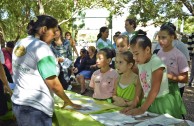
113, 51, 138, 107
157, 24, 189, 97
116, 35, 130, 53
157, 24, 188, 117
89, 48, 118, 100
121, 30, 185, 119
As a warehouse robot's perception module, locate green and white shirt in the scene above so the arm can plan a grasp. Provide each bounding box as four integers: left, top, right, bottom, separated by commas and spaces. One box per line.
11, 36, 59, 117
96, 38, 113, 51
138, 54, 169, 98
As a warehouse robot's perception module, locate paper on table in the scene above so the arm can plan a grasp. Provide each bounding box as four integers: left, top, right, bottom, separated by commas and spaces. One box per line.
90, 111, 140, 126
135, 114, 183, 126
54, 91, 118, 114
60, 58, 72, 69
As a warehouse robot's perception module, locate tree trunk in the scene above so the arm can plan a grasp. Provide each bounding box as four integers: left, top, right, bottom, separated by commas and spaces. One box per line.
180, 0, 194, 16
38, 0, 45, 15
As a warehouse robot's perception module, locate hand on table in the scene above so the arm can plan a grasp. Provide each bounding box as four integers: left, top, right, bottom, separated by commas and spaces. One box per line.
112, 96, 126, 107
123, 108, 145, 116
71, 103, 82, 110
61, 102, 82, 110
120, 101, 136, 114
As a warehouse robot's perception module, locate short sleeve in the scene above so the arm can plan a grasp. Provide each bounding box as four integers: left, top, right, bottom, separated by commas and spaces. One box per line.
89, 72, 96, 88
177, 53, 189, 73
151, 55, 166, 72
37, 56, 57, 79
96, 42, 104, 50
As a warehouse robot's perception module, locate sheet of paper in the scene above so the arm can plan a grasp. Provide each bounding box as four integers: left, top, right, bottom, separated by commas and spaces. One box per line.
90, 111, 140, 126
60, 58, 72, 69
135, 114, 183, 126
54, 91, 118, 114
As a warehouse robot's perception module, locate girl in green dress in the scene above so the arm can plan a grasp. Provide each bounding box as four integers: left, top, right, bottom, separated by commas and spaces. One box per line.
120, 30, 186, 119
113, 51, 139, 107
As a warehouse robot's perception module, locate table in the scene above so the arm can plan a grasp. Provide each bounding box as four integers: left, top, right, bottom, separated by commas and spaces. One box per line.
52, 91, 194, 126
52, 91, 121, 126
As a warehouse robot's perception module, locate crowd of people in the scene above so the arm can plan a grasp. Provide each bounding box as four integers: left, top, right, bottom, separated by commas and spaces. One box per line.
0, 14, 194, 126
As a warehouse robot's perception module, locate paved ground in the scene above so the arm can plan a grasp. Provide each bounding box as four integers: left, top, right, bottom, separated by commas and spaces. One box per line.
183, 85, 194, 121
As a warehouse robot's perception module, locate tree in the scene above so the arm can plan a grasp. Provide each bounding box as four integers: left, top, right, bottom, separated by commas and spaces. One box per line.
127, 0, 194, 30
0, 0, 127, 44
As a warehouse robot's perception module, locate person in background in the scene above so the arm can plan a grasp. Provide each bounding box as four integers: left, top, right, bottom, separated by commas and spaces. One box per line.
75, 46, 97, 95
116, 35, 130, 53
51, 26, 72, 90
113, 51, 138, 107
0, 44, 13, 84
188, 33, 194, 87
121, 30, 186, 119
73, 48, 88, 76
96, 26, 113, 51
121, 18, 137, 41
2, 41, 15, 75
0, 48, 12, 116
89, 48, 118, 101
12, 15, 81, 126
112, 31, 121, 50
64, 31, 79, 57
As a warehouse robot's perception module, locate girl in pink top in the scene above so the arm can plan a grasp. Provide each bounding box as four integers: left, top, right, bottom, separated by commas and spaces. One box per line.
89, 48, 118, 100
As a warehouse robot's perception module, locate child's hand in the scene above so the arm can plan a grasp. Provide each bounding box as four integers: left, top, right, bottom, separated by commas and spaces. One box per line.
120, 101, 137, 114
124, 107, 145, 116
113, 96, 126, 107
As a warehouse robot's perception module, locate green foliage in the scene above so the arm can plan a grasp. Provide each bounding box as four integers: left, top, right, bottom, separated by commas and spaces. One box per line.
183, 16, 194, 34
127, 0, 194, 33
0, 0, 126, 43
1, 0, 194, 43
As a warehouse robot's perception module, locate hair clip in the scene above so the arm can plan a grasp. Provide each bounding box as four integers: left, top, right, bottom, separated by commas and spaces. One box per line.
137, 34, 144, 36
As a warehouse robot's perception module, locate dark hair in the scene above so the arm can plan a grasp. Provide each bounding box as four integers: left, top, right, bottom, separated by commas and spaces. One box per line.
27, 15, 58, 36
57, 25, 63, 40
65, 31, 71, 37
98, 48, 115, 59
116, 35, 130, 45
130, 30, 151, 50
27, 20, 34, 35
160, 22, 177, 39
161, 22, 176, 31
160, 25, 176, 37
118, 51, 135, 66
52, 25, 64, 44
115, 31, 121, 35
6, 41, 15, 48
97, 26, 108, 41
125, 18, 137, 29
80, 48, 88, 55
113, 34, 120, 38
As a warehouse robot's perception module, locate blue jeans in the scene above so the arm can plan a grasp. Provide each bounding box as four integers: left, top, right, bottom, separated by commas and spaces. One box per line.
12, 103, 52, 126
